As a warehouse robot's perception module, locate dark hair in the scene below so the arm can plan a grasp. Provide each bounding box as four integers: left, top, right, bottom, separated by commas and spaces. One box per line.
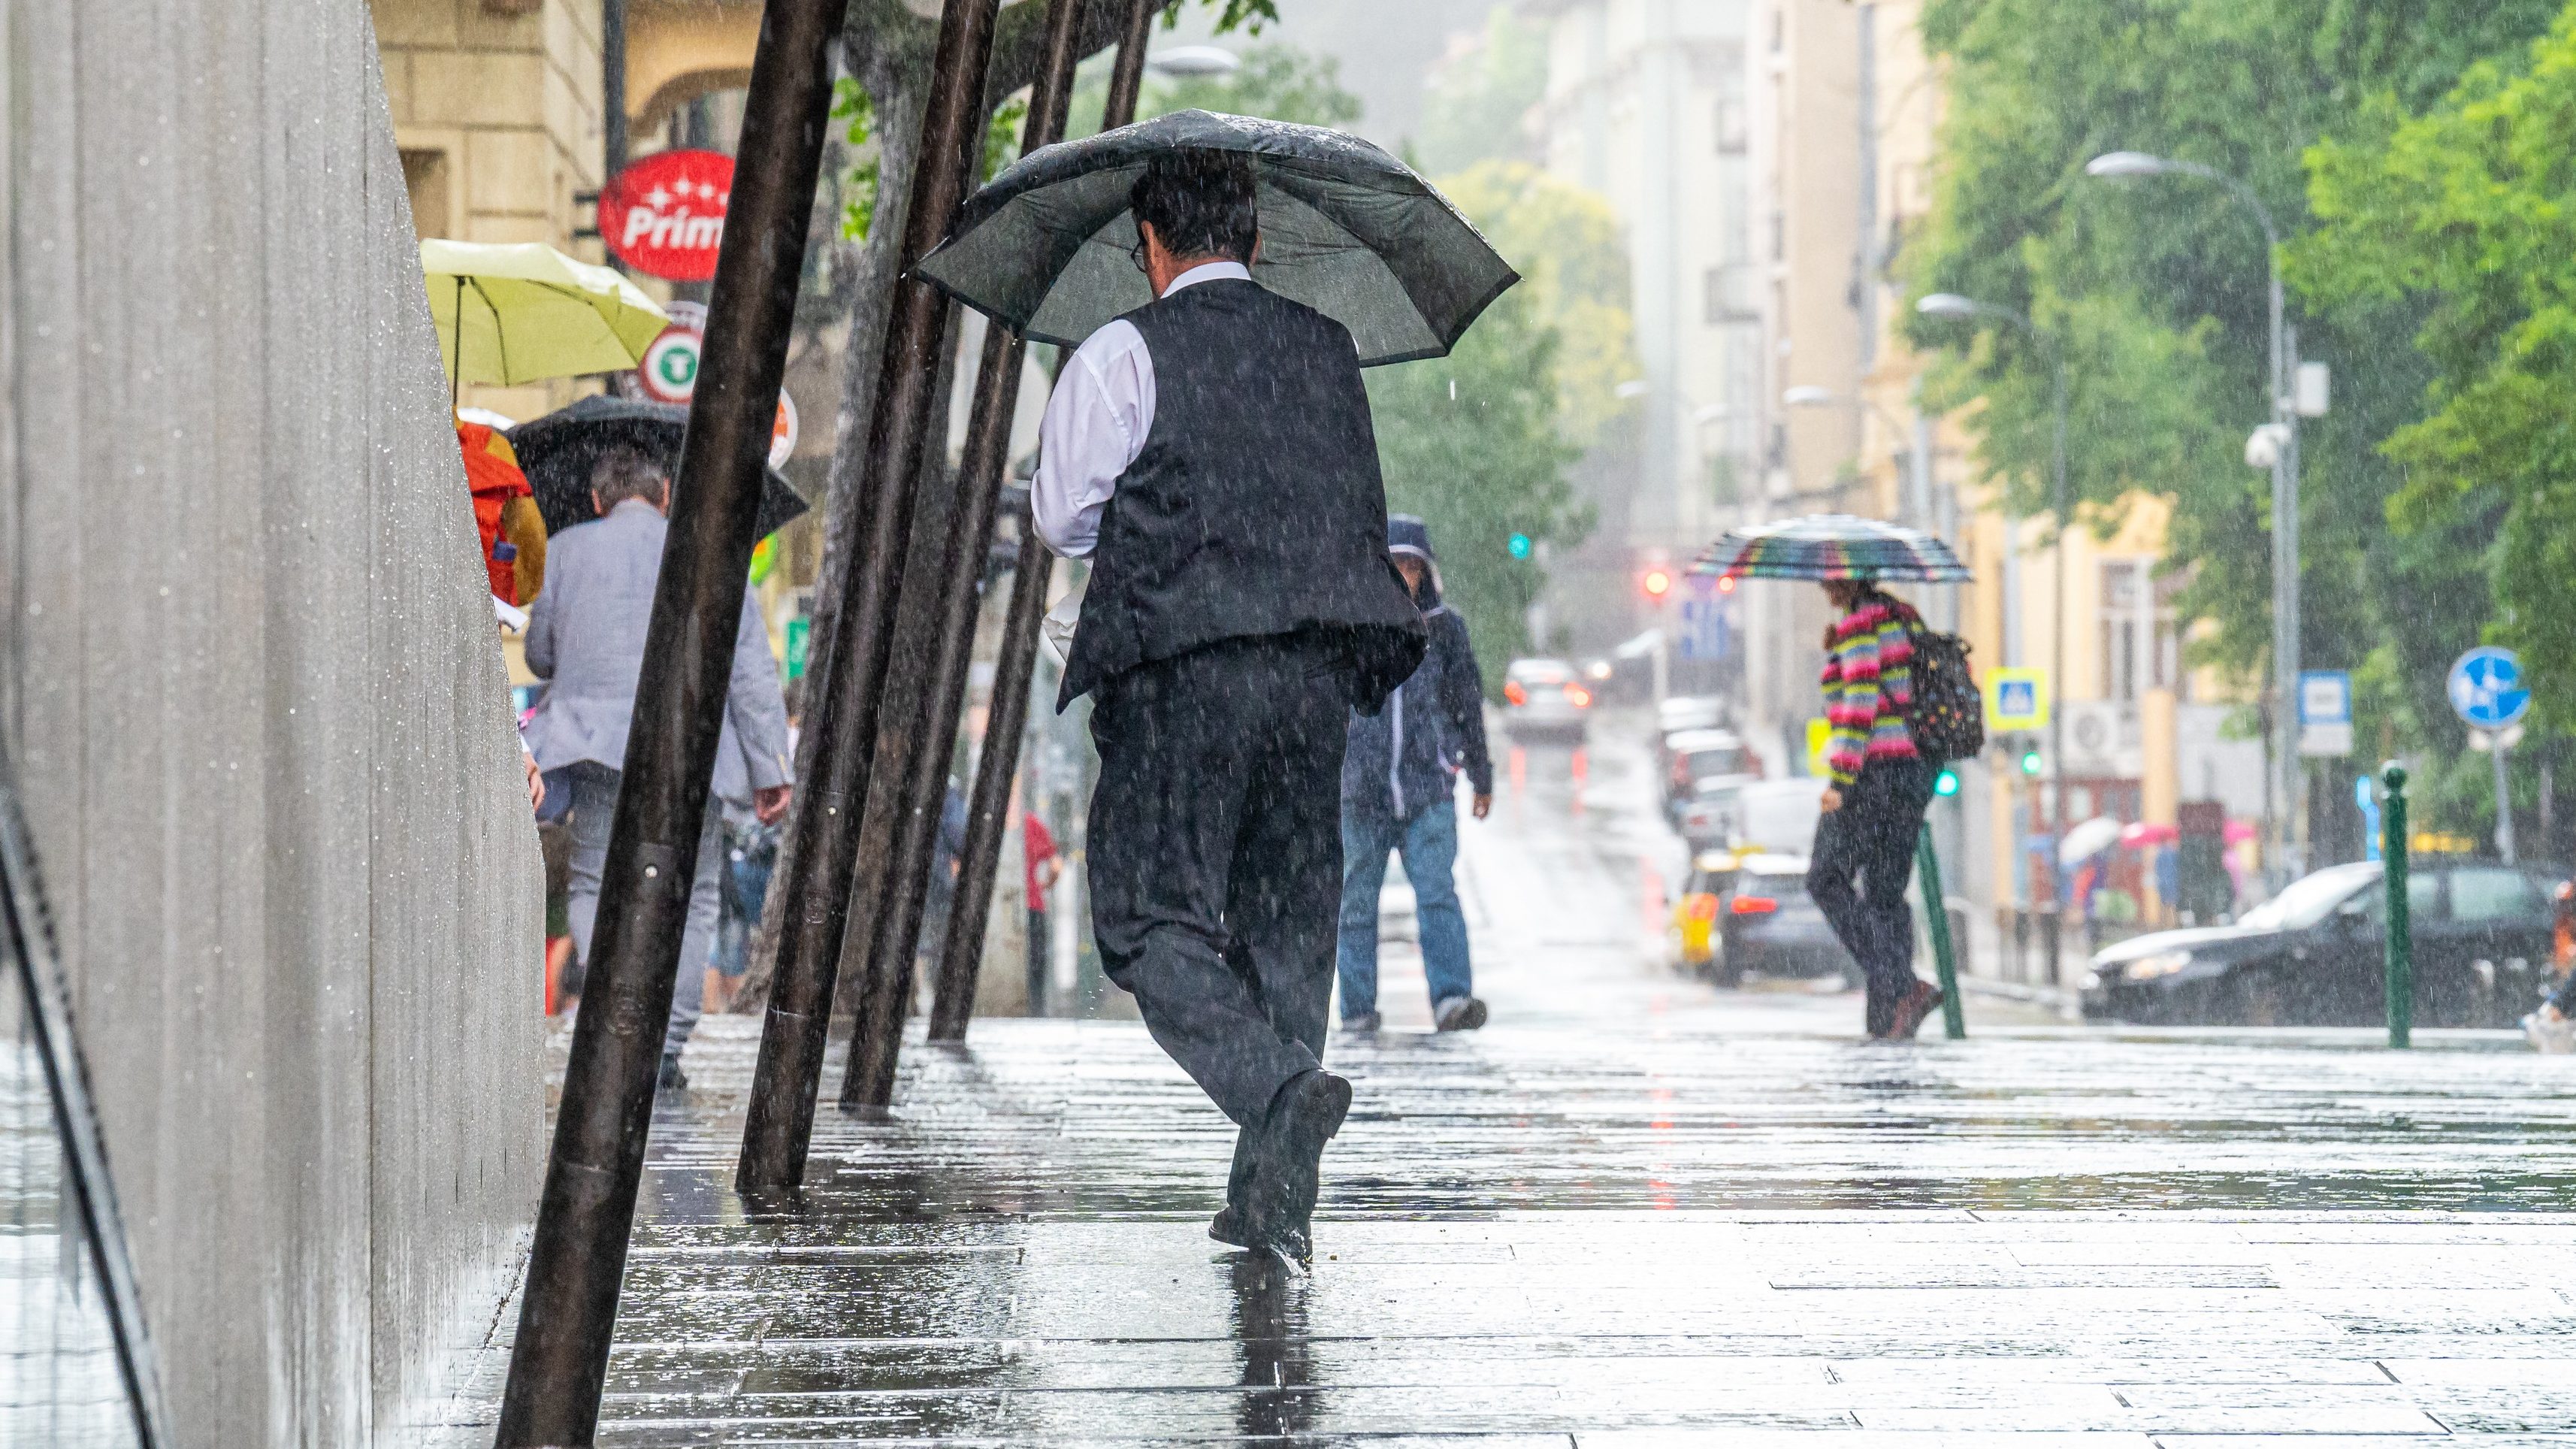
590, 443, 667, 509
1129, 148, 1259, 264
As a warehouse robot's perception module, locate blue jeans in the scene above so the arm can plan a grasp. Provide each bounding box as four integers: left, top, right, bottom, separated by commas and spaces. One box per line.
1337, 800, 1472, 1019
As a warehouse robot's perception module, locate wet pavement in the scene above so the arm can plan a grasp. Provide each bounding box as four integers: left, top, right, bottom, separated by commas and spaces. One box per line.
445, 717, 2576, 1444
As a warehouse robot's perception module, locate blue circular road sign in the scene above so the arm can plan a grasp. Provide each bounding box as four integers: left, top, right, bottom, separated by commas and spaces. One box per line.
2448, 646, 2531, 729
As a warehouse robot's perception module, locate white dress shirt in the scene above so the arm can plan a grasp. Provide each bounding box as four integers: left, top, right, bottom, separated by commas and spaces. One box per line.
1031, 259, 1252, 558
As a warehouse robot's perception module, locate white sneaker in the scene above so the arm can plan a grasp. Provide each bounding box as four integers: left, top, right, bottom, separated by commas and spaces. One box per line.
2523, 1005, 2575, 1054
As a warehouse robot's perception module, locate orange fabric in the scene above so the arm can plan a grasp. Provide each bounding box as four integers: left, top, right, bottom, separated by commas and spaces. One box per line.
457, 422, 534, 603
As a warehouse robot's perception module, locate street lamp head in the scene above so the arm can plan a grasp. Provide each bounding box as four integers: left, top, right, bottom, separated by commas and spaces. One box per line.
2085, 150, 2171, 178
1781, 386, 1837, 408
1915, 292, 1982, 319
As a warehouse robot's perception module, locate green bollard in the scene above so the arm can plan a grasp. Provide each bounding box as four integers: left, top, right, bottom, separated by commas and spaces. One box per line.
2382, 761, 2412, 1049
1916, 823, 1967, 1039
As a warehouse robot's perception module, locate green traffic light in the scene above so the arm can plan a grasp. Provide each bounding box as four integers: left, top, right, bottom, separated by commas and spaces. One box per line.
1507, 532, 1533, 560
1934, 768, 1960, 797
2019, 749, 2043, 776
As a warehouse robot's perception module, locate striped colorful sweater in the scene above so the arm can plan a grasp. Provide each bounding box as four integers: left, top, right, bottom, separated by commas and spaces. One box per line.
1819, 594, 1919, 787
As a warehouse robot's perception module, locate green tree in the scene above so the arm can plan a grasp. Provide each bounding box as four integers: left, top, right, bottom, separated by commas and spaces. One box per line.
1903, 0, 2559, 830
2294, 5, 2576, 818
1415, 8, 1548, 174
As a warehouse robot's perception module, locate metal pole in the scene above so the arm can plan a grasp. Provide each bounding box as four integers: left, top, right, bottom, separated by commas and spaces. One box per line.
845, 0, 1087, 1084
735, 0, 1002, 1199
1915, 822, 1966, 1039
495, 0, 842, 1438
1102, 0, 1154, 128
2045, 346, 2068, 985
603, 0, 628, 180
934, 0, 1156, 1043
2382, 762, 2411, 1048
2493, 735, 2517, 864
2268, 264, 2296, 891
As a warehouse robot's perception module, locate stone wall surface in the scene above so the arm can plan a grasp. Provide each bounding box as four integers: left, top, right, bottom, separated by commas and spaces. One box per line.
0, 2, 545, 1442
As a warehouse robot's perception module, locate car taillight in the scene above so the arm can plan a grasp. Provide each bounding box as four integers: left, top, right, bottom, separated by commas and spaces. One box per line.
1687, 894, 1719, 921
1504, 680, 1527, 706
1565, 684, 1592, 708
1731, 895, 1778, 915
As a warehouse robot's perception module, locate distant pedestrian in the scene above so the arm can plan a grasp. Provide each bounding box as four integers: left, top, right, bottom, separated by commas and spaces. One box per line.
1032, 149, 1426, 1263
521, 445, 793, 1090
707, 805, 778, 1015
1807, 577, 1943, 1039
1337, 516, 1494, 1033
1023, 801, 1060, 1014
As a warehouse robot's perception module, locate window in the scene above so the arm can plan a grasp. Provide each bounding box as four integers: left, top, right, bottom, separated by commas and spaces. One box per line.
1704, 265, 1756, 324
1714, 70, 1747, 154
2448, 867, 2547, 924
400, 148, 450, 240
2099, 559, 2181, 701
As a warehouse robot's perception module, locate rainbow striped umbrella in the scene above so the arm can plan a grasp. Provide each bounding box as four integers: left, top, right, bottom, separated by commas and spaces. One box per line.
1691, 513, 1972, 583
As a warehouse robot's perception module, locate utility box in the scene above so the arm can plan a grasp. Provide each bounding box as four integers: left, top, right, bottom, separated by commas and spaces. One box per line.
2176, 800, 2233, 922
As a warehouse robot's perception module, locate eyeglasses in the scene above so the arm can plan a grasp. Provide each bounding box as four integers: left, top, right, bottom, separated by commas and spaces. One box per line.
1128, 237, 1149, 274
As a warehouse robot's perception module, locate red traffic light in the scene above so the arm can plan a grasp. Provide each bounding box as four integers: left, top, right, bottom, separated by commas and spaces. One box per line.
1642, 568, 1673, 598
1716, 574, 1737, 594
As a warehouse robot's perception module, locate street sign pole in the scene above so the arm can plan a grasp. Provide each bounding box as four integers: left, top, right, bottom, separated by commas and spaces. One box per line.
2382, 763, 2411, 1049
2493, 735, 2517, 864
1915, 824, 1966, 1039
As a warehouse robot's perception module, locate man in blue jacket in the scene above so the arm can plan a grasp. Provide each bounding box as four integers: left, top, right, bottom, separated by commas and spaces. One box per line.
1338, 516, 1495, 1033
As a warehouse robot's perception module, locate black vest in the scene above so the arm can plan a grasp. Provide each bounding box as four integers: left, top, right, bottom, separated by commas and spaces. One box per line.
1060, 279, 1426, 709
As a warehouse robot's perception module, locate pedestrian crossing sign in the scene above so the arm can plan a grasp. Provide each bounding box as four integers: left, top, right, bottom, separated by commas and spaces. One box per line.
1985, 667, 2049, 731
1805, 718, 1831, 777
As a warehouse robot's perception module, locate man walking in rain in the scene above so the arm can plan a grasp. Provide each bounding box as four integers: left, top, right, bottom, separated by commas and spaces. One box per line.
523, 446, 794, 1091
1033, 149, 1425, 1263
1337, 516, 1494, 1034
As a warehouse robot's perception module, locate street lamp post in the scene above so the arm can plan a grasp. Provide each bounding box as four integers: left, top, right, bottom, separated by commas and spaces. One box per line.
1918, 293, 2068, 979
2085, 150, 2300, 887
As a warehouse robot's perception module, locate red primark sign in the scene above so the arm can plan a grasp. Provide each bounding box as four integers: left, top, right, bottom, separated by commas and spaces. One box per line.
599, 149, 733, 282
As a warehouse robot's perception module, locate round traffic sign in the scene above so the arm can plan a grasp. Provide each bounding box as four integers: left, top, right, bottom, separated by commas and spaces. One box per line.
637, 326, 701, 404
2448, 646, 2531, 729
770, 392, 799, 469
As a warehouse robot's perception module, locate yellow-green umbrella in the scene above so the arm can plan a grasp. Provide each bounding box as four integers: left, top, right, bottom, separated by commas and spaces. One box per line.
420, 240, 668, 401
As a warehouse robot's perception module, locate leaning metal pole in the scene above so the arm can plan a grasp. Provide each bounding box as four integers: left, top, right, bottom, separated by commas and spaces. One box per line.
736, 0, 1003, 1198
848, 0, 1087, 1077
494, 0, 840, 1438
932, 0, 1156, 1042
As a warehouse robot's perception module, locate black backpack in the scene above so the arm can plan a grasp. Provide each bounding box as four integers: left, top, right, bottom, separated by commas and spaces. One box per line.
1903, 624, 1985, 765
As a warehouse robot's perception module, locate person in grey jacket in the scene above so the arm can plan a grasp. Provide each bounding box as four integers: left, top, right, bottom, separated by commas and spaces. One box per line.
522, 445, 793, 1090
1337, 516, 1495, 1033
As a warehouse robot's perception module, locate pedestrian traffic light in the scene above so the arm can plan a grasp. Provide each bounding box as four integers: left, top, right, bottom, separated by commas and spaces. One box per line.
1934, 767, 1960, 797
1507, 532, 1533, 560
1641, 567, 1672, 598
2018, 743, 2044, 776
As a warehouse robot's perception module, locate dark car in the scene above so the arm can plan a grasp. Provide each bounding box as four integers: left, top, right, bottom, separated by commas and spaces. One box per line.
2084, 859, 2564, 1027
1673, 852, 1858, 989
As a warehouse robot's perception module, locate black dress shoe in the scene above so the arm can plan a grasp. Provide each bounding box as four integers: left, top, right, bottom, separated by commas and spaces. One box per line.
1246, 1070, 1351, 1264
656, 1054, 689, 1092
1208, 1204, 1252, 1248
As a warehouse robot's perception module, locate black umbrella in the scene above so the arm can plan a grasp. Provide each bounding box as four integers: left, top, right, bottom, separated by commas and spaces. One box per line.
506, 394, 810, 539
915, 109, 1518, 366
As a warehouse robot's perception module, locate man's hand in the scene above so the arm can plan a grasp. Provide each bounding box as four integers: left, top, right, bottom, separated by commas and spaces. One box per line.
1819, 788, 1843, 812
1471, 793, 1493, 821
525, 755, 546, 812
754, 785, 793, 826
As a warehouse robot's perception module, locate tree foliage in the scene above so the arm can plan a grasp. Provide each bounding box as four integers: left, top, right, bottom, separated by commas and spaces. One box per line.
2295, 8, 2576, 740
1414, 8, 1547, 175
1904, 0, 2559, 829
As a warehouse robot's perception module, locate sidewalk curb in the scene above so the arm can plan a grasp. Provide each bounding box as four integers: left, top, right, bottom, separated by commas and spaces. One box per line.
1958, 974, 2083, 1014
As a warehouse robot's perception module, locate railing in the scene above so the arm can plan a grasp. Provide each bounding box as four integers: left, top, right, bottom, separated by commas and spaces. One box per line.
0, 758, 166, 1447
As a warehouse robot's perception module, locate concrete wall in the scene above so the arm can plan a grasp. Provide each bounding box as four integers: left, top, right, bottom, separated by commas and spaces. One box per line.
0, 2, 544, 1443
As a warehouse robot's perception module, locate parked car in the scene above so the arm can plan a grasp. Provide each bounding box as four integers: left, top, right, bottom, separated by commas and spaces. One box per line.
1732, 777, 1828, 855
1501, 658, 1591, 740
2084, 858, 2565, 1027
1674, 773, 1756, 847
1669, 850, 1857, 988
1662, 728, 1760, 821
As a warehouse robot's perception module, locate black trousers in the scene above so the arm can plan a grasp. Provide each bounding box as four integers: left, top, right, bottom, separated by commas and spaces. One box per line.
1807, 757, 1935, 1034
1087, 634, 1352, 1127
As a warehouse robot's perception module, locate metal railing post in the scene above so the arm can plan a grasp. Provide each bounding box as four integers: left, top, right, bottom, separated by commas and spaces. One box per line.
2383, 762, 2411, 1048
844, 0, 1090, 1096
929, 0, 1156, 1045
735, 0, 1004, 1197
1916, 822, 1966, 1039
496, 0, 843, 1435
